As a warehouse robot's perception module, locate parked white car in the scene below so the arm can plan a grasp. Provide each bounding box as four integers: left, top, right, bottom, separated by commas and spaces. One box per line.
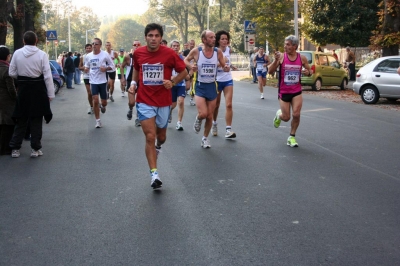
353, 56, 400, 104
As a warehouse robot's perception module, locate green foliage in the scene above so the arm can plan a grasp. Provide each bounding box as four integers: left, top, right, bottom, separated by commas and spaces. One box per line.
107, 18, 145, 51
301, 0, 380, 47
229, 0, 245, 53
243, 0, 293, 52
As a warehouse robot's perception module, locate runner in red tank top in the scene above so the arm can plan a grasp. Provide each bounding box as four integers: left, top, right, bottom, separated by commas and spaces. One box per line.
268, 35, 312, 148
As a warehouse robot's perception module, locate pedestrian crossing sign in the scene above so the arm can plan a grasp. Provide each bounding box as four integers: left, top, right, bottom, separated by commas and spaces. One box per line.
244, 21, 256, 33
46, 30, 57, 41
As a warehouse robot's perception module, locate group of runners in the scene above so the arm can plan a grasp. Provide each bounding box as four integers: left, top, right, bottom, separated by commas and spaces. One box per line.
81, 23, 312, 189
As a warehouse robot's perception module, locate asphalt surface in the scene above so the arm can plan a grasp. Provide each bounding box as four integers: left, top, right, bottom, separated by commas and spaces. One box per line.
1, 80, 400, 265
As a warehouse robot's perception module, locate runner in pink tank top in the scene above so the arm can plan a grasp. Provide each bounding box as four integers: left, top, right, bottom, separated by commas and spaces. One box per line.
268, 35, 312, 148
279, 52, 302, 96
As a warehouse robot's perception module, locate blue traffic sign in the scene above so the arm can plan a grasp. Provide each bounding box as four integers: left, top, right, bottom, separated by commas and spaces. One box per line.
244, 21, 256, 33
46, 30, 57, 40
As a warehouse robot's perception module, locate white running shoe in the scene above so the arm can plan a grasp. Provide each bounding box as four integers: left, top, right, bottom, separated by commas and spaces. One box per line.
193, 115, 202, 133
110, 95, 114, 102
176, 122, 183, 131
201, 138, 211, 148
260, 94, 264, 99
190, 98, 196, 106
30, 149, 43, 157
150, 171, 162, 189
212, 123, 218, 136
121, 91, 125, 97
95, 120, 102, 128
225, 130, 236, 139
87, 107, 92, 114
11, 149, 20, 158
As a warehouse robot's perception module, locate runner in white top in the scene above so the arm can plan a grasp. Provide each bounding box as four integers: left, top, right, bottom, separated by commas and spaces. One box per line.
213, 30, 238, 139
79, 43, 93, 114
105, 41, 119, 102
184, 30, 229, 148
84, 38, 115, 128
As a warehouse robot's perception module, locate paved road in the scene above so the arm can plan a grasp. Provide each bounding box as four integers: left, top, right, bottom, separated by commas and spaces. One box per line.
1, 80, 400, 265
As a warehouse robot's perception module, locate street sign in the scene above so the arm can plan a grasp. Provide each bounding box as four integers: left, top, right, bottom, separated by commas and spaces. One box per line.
244, 20, 256, 33
244, 34, 256, 51
46, 30, 57, 40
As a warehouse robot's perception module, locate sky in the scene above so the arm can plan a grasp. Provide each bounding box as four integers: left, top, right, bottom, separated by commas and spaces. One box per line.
72, 0, 149, 16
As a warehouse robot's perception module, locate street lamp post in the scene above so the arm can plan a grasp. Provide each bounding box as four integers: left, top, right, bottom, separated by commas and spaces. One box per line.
68, 13, 71, 51
207, 0, 220, 30
294, 0, 299, 39
86, 29, 96, 44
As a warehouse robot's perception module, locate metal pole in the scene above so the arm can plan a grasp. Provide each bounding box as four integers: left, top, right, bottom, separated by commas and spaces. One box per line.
294, 0, 298, 39
68, 13, 71, 51
45, 10, 48, 55
207, 6, 210, 30
86, 30, 88, 45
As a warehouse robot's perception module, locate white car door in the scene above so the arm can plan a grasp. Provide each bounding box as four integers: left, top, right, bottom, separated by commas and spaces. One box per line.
371, 59, 400, 97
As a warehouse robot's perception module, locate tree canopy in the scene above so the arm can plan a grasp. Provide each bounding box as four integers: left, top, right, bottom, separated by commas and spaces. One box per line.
301, 0, 380, 47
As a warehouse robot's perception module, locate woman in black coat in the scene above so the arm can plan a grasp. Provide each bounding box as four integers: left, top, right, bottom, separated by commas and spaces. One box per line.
64, 52, 75, 89
0, 46, 17, 155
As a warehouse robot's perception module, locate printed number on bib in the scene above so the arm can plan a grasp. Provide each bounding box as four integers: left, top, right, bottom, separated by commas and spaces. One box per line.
143, 64, 164, 85
200, 64, 216, 78
284, 70, 300, 85
256, 63, 264, 71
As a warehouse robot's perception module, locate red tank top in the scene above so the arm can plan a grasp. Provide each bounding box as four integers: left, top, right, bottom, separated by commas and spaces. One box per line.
279, 53, 302, 94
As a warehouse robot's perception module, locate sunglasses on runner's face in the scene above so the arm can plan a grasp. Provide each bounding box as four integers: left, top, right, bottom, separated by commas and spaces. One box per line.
92, 43, 100, 46
132, 44, 140, 47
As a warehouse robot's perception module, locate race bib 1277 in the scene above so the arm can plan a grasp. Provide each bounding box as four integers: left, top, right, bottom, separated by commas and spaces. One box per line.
143, 64, 164, 85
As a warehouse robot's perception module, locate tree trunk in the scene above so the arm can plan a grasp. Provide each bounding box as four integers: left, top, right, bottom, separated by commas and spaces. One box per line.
382, 0, 400, 56
10, 0, 25, 50
0, 0, 8, 45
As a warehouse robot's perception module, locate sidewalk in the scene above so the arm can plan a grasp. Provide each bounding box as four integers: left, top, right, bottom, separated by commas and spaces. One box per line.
231, 70, 251, 81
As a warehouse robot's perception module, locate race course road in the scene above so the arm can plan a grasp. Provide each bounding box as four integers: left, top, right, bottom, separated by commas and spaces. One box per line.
1, 80, 399, 265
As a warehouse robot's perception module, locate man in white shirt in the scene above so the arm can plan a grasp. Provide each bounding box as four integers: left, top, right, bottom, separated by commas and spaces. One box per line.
84, 38, 115, 128
8, 31, 55, 158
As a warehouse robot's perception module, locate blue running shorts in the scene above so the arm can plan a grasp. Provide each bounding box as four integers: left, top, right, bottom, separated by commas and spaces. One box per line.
91, 83, 107, 100
195, 81, 217, 101
256, 71, 267, 78
171, 86, 186, 102
216, 80, 233, 91
136, 103, 170, 129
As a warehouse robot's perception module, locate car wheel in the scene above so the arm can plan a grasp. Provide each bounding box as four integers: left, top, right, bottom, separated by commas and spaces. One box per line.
54, 80, 60, 95
312, 78, 322, 91
60, 76, 66, 87
361, 85, 379, 104
340, 78, 347, 90
386, 98, 398, 102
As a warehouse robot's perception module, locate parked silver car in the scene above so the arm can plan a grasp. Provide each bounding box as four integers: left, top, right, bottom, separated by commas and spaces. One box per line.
353, 56, 400, 104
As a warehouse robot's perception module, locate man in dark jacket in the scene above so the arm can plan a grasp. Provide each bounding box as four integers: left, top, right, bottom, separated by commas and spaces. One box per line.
74, 53, 81, 85
64, 52, 75, 89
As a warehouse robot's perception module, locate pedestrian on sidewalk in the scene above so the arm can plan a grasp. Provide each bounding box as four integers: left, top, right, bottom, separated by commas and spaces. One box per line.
8, 31, 54, 158
0, 45, 17, 155
74, 53, 81, 85
64, 52, 75, 89
250, 47, 258, 83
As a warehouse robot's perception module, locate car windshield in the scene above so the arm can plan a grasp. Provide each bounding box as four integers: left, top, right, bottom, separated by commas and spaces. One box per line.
300, 52, 312, 64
